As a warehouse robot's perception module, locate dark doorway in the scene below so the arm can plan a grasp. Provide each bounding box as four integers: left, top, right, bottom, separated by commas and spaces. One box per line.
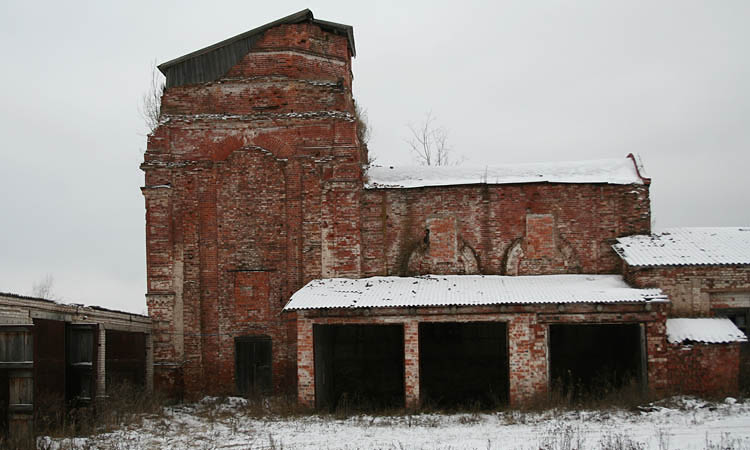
715, 308, 750, 393
106, 330, 146, 389
419, 322, 508, 409
0, 370, 7, 437
549, 324, 643, 400
66, 325, 95, 403
235, 336, 272, 396
314, 324, 404, 411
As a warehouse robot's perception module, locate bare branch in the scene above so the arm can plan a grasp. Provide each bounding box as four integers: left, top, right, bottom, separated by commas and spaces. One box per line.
406, 111, 456, 166
354, 101, 374, 166
139, 61, 165, 134
31, 274, 56, 300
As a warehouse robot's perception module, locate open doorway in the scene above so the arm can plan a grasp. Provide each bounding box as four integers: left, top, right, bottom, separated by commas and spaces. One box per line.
419, 322, 508, 409
714, 307, 750, 393
314, 324, 404, 411
549, 323, 643, 400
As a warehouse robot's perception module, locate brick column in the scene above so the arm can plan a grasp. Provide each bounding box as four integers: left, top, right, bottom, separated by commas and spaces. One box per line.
97, 325, 106, 399
297, 316, 315, 407
646, 311, 669, 395
508, 314, 547, 406
145, 332, 154, 393
404, 320, 420, 409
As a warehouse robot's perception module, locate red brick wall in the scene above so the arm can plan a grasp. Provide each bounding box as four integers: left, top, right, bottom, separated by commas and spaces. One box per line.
667, 343, 741, 396
624, 266, 750, 316
361, 183, 651, 278
143, 23, 361, 397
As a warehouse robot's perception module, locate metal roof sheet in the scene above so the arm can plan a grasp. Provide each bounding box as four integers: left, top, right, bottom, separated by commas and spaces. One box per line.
613, 227, 750, 267
158, 9, 355, 88
365, 156, 648, 189
283, 274, 666, 311
666, 318, 747, 344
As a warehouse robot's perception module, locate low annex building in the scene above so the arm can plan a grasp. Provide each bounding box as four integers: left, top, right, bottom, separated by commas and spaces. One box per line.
665, 318, 747, 396
614, 227, 750, 391
0, 292, 152, 442
285, 275, 667, 407
142, 9, 747, 408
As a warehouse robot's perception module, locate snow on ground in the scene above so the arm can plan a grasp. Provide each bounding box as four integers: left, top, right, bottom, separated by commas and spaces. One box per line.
41, 396, 750, 450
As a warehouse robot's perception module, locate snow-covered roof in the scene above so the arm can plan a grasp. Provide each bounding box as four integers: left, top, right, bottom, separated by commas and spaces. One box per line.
613, 227, 750, 267
666, 318, 747, 344
364, 156, 648, 189
283, 274, 666, 310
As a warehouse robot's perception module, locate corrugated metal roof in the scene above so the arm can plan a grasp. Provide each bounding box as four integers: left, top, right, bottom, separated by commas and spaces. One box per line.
283, 274, 666, 311
158, 9, 356, 88
365, 156, 648, 189
613, 227, 750, 267
666, 318, 747, 344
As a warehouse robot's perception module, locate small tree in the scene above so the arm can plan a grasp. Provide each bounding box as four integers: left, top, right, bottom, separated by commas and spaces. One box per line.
140, 62, 165, 133
31, 274, 56, 300
354, 101, 374, 166
406, 111, 454, 166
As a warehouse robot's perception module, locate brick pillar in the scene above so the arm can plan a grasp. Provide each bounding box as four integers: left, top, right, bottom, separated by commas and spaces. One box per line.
145, 332, 154, 393
96, 325, 106, 399
297, 316, 315, 407
508, 314, 548, 406
404, 320, 420, 408
646, 311, 669, 395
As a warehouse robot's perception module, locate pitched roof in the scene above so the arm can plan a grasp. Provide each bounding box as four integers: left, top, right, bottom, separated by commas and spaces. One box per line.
365, 155, 649, 189
283, 274, 666, 311
613, 227, 750, 267
158, 9, 355, 88
666, 318, 747, 344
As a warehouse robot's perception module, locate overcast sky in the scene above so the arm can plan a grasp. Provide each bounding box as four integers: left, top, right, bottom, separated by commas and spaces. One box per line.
1, 1, 748, 313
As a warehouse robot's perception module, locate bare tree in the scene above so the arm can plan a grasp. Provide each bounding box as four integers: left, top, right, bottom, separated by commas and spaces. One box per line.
354, 101, 374, 166
31, 274, 56, 300
139, 62, 165, 133
406, 111, 454, 166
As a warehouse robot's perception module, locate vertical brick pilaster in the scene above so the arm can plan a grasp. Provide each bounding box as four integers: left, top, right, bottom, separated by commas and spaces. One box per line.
297, 316, 315, 407
403, 320, 420, 408
96, 325, 106, 399
426, 215, 458, 263
145, 332, 154, 393
508, 314, 548, 406
646, 311, 669, 395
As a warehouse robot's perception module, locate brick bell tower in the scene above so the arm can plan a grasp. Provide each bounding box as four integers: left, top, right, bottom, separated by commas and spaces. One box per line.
141, 10, 364, 398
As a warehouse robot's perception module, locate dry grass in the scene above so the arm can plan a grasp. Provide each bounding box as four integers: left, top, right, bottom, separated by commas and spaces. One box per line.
34, 381, 167, 442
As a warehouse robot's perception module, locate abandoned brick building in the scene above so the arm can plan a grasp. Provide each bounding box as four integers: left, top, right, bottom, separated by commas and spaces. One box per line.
142, 9, 747, 408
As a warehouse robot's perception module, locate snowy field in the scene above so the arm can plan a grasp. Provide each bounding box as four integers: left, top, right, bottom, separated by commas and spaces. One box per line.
40, 396, 750, 450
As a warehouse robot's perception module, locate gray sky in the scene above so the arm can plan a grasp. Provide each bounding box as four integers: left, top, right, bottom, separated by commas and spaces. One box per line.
1, 0, 748, 313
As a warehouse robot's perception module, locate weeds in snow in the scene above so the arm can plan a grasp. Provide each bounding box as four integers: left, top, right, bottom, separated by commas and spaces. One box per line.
538, 422, 586, 450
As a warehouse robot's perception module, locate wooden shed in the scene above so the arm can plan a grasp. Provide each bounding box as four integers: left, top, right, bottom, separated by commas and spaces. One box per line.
0, 293, 152, 444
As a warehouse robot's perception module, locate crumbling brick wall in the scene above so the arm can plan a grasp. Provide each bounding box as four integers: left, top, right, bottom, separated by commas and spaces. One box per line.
143, 22, 362, 397
362, 183, 651, 278
624, 266, 750, 316
667, 342, 741, 396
